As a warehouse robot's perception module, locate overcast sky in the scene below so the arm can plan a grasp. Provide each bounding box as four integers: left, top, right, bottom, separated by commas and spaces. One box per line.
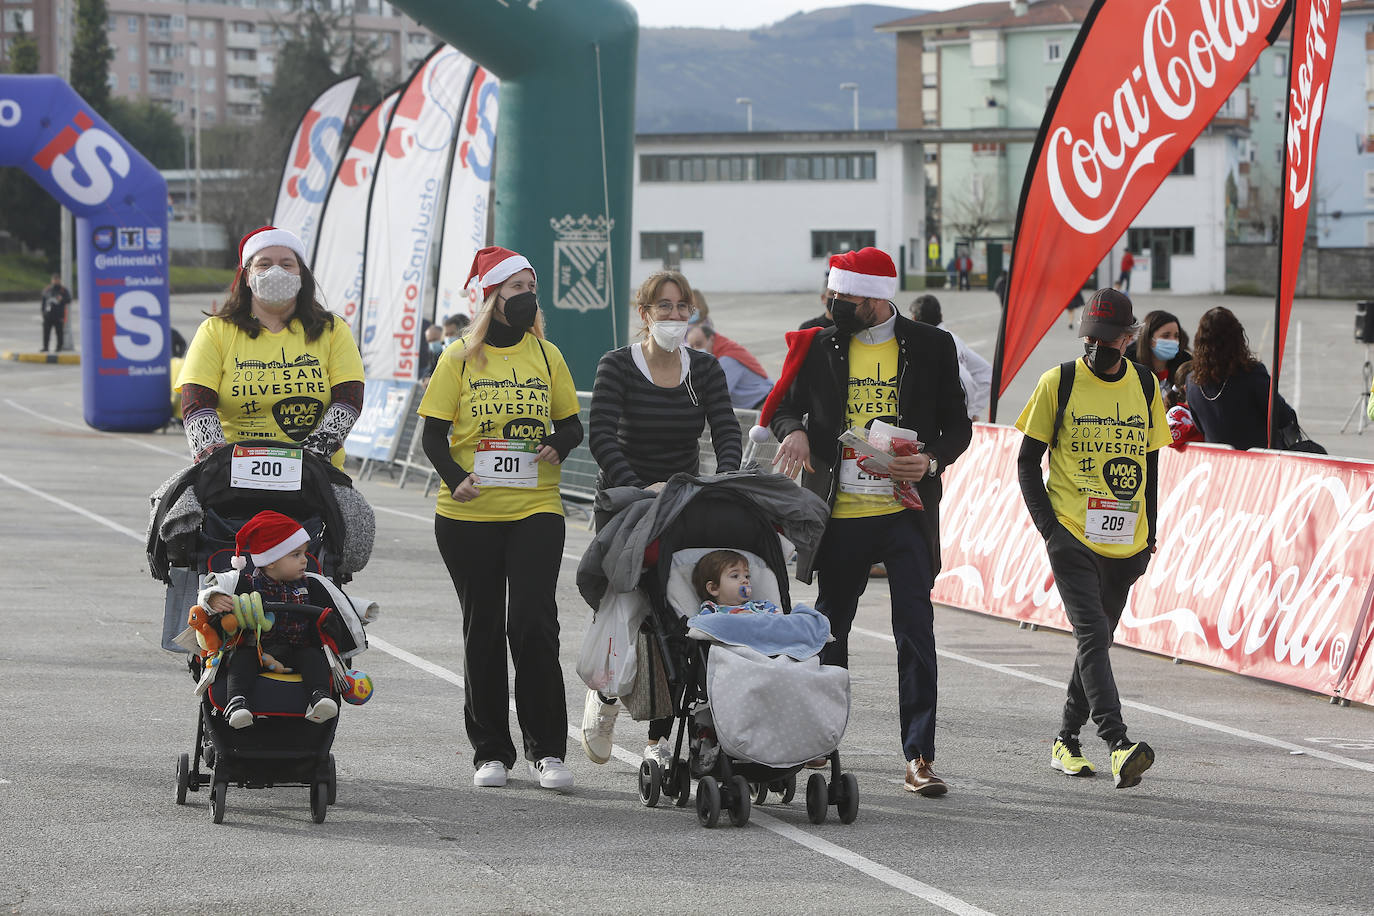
625, 1, 966, 29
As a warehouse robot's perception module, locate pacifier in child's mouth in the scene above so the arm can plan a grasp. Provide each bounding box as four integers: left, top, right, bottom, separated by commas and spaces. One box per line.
739, 583, 751, 600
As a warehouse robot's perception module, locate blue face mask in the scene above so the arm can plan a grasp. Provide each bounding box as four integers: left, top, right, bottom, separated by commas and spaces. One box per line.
1152, 338, 1180, 361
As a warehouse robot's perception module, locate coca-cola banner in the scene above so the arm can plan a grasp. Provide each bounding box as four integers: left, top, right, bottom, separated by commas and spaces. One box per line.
360, 45, 476, 382
995, 0, 1290, 405
271, 75, 360, 258
313, 89, 400, 329
1272, 1, 1341, 428
434, 66, 498, 324
936, 425, 1374, 705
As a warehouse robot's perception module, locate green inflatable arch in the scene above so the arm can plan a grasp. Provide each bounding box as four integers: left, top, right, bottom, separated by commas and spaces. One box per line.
393, 0, 637, 386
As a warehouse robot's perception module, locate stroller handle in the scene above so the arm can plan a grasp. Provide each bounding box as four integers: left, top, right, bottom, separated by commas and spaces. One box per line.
261, 602, 330, 618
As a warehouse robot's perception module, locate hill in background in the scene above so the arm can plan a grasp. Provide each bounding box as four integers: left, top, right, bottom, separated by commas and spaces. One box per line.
636, 4, 924, 134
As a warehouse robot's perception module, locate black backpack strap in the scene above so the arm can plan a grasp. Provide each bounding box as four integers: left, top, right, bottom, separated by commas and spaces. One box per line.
1130, 360, 1155, 431
1049, 360, 1077, 450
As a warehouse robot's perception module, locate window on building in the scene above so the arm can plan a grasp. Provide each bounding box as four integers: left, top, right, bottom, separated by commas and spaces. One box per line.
107, 14, 117, 31
924, 148, 938, 163
1045, 38, 1062, 62
128, 46, 138, 62
1274, 99, 1284, 121
229, 75, 258, 89
128, 16, 138, 33
203, 107, 217, 124
811, 230, 876, 258
204, 49, 216, 67
233, 20, 255, 33
1169, 148, 1195, 176
205, 22, 216, 38
205, 76, 216, 91
190, 47, 200, 66
1126, 226, 1194, 256
172, 15, 185, 31
190, 21, 200, 38
922, 111, 938, 126
1274, 52, 1286, 77
129, 74, 139, 91
922, 88, 938, 114
1366, 171, 1374, 198
150, 15, 171, 33
106, 73, 117, 90
758, 153, 875, 181
640, 231, 704, 261
230, 48, 256, 61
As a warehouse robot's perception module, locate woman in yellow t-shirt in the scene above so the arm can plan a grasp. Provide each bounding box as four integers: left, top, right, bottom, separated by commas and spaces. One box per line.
178, 226, 364, 468
418, 246, 583, 792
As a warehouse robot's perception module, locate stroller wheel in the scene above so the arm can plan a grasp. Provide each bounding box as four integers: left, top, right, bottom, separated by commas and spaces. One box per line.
696, 776, 722, 828
671, 762, 692, 808
836, 773, 859, 824
638, 759, 662, 808
209, 781, 227, 825
780, 774, 797, 805
175, 753, 190, 806
752, 782, 768, 806
727, 775, 751, 828
310, 781, 329, 824
805, 773, 828, 825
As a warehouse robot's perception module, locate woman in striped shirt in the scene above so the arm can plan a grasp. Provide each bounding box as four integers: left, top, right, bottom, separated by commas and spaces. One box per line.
580, 269, 743, 768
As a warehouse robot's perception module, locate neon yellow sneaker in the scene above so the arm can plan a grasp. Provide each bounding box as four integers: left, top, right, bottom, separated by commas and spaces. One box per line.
1111, 740, 1155, 788
1050, 737, 1096, 777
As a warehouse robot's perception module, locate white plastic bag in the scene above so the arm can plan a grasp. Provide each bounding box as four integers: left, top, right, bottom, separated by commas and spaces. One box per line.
576, 589, 650, 697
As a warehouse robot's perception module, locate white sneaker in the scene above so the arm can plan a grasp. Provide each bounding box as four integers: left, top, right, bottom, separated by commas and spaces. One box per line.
644, 738, 672, 769
304, 695, 338, 723
529, 757, 574, 791
225, 697, 253, 730
473, 761, 508, 788
580, 689, 620, 764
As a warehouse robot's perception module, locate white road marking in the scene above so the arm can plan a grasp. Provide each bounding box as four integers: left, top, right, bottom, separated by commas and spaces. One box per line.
2, 398, 187, 459
0, 470, 143, 540
852, 625, 1374, 773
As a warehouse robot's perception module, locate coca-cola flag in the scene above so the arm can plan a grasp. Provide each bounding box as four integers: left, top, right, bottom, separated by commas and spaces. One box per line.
434, 66, 499, 323
271, 75, 360, 257
360, 45, 476, 382
1271, 0, 1341, 442
993, 0, 1291, 415
313, 89, 400, 329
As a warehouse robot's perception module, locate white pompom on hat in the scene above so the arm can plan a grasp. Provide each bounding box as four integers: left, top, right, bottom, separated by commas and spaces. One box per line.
465, 246, 535, 299
827, 247, 898, 301
230, 509, 310, 571
239, 225, 309, 268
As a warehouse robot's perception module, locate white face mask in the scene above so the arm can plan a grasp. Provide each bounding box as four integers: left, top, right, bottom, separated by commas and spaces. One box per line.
650, 320, 690, 352
249, 265, 302, 305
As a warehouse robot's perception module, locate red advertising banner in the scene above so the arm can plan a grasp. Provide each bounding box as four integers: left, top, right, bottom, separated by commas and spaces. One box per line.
271, 75, 360, 258
936, 425, 1374, 705
995, 0, 1290, 406
1272, 0, 1341, 427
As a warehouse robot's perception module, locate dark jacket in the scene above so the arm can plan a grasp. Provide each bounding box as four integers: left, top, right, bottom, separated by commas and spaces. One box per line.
768, 312, 973, 577
1186, 362, 1297, 451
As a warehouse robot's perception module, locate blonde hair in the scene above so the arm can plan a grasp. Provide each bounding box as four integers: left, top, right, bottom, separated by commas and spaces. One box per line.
633, 270, 696, 341
453, 286, 547, 372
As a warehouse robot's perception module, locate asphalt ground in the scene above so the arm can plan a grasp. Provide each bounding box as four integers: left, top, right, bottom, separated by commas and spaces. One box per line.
1, 290, 1372, 915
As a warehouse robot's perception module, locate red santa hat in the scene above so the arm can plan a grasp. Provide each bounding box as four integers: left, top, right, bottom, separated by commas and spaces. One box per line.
827, 247, 897, 301
753, 326, 823, 436
239, 225, 309, 268
230, 510, 310, 571
465, 246, 535, 299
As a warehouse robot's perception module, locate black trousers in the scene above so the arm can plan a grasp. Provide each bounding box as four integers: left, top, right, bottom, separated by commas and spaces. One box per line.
1045, 526, 1150, 745
41, 314, 63, 351
435, 511, 568, 768
225, 643, 331, 705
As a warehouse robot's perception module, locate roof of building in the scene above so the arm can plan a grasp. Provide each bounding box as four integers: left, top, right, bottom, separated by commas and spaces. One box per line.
877, 0, 1096, 33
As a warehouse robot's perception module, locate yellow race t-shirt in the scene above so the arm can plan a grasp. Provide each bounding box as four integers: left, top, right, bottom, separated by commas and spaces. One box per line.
417, 333, 578, 522
1015, 359, 1171, 558
178, 316, 364, 468
832, 336, 904, 520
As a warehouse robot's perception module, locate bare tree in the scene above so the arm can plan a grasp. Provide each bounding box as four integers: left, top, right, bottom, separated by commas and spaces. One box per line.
943, 172, 1005, 243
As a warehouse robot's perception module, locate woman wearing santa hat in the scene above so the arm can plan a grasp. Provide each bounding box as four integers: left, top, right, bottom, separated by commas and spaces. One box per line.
579, 269, 741, 770
419, 246, 583, 792
178, 225, 365, 467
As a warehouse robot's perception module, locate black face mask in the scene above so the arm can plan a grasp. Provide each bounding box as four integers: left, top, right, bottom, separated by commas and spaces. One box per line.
1084, 340, 1122, 375
830, 296, 866, 335
501, 291, 539, 333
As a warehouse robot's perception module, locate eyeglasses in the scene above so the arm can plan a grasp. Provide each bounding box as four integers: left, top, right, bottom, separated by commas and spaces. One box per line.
651, 300, 698, 320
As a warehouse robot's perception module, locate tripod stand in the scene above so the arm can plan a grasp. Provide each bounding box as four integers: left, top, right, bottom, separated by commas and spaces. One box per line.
1339, 345, 1373, 434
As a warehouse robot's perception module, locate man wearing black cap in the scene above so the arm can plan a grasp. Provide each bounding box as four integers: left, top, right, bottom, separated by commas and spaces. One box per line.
1012, 289, 1169, 789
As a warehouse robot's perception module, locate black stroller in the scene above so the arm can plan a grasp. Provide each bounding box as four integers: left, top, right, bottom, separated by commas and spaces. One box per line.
150, 441, 367, 824
631, 486, 858, 829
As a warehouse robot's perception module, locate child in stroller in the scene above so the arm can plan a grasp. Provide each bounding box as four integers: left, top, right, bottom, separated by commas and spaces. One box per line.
692, 549, 782, 616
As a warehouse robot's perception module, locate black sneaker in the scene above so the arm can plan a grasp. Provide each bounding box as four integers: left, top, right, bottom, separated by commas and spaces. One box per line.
225, 695, 253, 729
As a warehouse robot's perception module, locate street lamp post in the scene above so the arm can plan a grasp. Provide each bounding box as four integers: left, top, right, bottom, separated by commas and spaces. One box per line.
735, 96, 753, 132
840, 82, 859, 131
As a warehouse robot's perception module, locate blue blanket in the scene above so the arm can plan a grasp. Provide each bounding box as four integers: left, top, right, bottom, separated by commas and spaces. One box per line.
687, 604, 831, 661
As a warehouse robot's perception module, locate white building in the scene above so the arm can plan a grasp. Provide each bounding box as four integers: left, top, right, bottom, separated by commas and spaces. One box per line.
632, 131, 926, 293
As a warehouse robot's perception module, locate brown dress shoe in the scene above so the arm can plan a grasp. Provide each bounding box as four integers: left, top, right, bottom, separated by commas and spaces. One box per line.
904, 757, 948, 796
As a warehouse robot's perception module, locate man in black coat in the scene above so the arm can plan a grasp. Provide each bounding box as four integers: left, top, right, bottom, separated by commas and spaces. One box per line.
768, 247, 972, 796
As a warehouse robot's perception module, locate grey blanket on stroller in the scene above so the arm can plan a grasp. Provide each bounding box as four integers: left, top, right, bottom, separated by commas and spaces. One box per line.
575, 470, 830, 611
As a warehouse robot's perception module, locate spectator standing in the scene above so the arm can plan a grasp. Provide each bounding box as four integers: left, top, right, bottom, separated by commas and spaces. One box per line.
1117, 251, 1136, 292
769, 247, 971, 796
1013, 289, 1168, 788
956, 252, 972, 290
1184, 306, 1299, 450
1128, 310, 1192, 389
910, 294, 992, 420
40, 273, 71, 353
686, 323, 773, 410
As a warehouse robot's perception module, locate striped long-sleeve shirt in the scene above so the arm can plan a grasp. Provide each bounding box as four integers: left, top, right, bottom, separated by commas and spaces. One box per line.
589, 344, 743, 489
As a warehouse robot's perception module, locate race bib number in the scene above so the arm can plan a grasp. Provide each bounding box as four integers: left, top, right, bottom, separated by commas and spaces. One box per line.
1085, 497, 1139, 544
230, 445, 303, 492
473, 439, 539, 489
838, 446, 891, 495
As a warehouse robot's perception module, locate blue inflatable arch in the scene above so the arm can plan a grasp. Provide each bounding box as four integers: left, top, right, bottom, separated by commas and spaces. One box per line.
0, 75, 171, 431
